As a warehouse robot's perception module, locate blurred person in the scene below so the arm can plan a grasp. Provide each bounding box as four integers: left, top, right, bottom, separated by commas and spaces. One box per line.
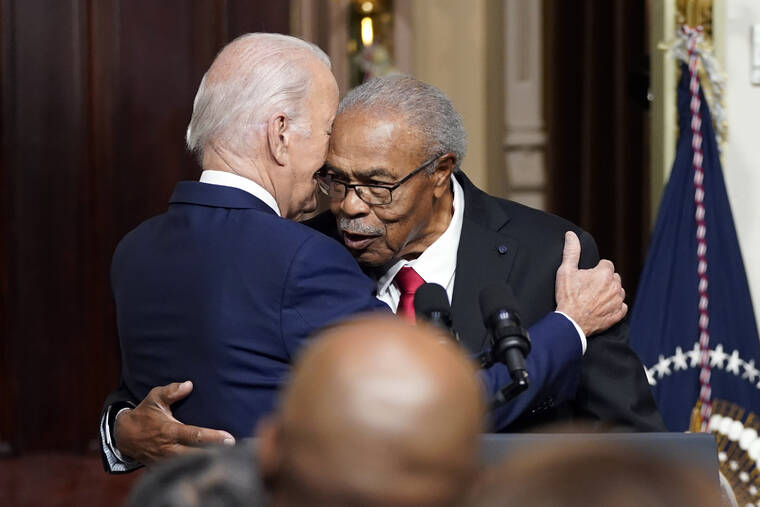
125, 444, 264, 507
467, 441, 726, 507
257, 314, 486, 507
102, 67, 641, 470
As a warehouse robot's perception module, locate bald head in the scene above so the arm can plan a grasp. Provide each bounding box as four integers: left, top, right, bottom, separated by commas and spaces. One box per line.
259, 315, 485, 507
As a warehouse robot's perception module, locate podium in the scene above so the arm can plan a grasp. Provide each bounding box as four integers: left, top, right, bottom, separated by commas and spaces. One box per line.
479, 432, 719, 477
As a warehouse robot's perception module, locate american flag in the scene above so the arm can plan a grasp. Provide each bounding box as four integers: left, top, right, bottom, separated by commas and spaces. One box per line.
629, 30, 760, 503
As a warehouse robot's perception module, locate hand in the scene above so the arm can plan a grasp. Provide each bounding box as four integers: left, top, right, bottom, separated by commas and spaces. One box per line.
555, 231, 627, 336
114, 381, 235, 466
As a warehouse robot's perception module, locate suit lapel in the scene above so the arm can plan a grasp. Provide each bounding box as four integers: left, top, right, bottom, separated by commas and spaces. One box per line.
451, 173, 519, 353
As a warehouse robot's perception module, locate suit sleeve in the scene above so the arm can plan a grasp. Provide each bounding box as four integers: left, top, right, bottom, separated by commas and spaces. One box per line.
99, 380, 141, 473
280, 233, 390, 359
100, 245, 143, 473
483, 312, 583, 431
572, 231, 666, 431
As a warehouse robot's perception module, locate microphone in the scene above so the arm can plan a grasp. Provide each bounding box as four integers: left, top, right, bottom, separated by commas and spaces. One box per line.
479, 283, 531, 407
414, 283, 457, 341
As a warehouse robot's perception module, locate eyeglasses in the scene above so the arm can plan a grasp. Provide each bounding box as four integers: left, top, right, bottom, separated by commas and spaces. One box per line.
316, 155, 440, 206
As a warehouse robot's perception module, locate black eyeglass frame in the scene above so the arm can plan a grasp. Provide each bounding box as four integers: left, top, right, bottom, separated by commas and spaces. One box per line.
316, 154, 442, 206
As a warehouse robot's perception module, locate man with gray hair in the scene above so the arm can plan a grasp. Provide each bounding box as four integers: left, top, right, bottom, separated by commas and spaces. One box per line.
314, 74, 663, 432
99, 33, 387, 472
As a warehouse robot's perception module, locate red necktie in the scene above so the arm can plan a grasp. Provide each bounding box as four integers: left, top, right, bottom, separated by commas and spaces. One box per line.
393, 266, 425, 323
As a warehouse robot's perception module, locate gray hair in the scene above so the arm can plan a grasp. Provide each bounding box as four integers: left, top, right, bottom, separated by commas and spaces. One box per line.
337, 75, 467, 171
186, 33, 331, 159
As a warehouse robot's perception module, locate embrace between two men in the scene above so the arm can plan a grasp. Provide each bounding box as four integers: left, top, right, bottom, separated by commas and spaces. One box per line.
101, 33, 663, 474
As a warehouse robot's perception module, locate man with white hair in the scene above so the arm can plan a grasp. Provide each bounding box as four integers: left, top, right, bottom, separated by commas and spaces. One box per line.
100, 33, 387, 471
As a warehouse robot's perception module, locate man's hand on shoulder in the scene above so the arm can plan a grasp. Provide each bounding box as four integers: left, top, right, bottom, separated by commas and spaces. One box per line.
555, 231, 627, 336
114, 381, 235, 466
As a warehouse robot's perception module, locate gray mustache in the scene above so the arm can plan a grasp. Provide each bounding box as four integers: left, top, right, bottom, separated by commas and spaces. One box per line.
337, 217, 383, 236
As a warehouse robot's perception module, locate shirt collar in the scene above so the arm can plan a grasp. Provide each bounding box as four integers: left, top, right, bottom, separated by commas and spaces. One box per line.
199, 170, 281, 216
377, 175, 465, 294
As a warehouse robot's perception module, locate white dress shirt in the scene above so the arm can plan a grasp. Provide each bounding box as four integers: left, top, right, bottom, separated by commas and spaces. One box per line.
200, 170, 281, 216
376, 176, 586, 352
377, 176, 465, 311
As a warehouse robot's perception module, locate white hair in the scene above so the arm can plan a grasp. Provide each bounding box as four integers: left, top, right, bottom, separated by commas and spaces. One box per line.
337, 75, 467, 172
186, 33, 331, 159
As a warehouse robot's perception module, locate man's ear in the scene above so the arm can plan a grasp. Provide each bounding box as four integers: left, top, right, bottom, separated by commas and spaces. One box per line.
432, 153, 456, 198
267, 113, 290, 166
255, 415, 282, 483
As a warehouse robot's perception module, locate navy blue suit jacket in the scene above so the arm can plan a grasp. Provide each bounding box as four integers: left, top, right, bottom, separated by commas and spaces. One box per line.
111, 182, 387, 438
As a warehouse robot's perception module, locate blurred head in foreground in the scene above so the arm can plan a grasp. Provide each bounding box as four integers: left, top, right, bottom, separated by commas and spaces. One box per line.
468, 441, 726, 507
125, 444, 264, 507
258, 314, 486, 507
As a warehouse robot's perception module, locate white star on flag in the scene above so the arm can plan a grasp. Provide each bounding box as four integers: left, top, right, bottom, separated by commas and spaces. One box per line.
710, 344, 728, 369
725, 349, 742, 375
687, 341, 702, 367
742, 359, 759, 383
654, 354, 672, 379
672, 346, 688, 371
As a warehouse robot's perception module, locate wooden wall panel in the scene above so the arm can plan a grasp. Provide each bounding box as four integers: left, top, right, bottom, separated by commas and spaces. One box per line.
1, 0, 16, 454
228, 0, 291, 37
4, 0, 90, 453
1, 0, 290, 453
544, 0, 649, 301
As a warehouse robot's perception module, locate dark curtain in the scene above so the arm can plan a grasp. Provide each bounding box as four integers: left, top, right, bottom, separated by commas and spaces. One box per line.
0, 0, 290, 454
544, 0, 651, 301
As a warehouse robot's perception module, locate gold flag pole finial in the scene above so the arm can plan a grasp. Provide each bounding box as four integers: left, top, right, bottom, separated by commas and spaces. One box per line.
671, 0, 726, 151
676, 0, 713, 37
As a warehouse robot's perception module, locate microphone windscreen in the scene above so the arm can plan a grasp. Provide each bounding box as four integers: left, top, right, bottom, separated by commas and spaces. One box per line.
479, 283, 519, 319
414, 283, 451, 316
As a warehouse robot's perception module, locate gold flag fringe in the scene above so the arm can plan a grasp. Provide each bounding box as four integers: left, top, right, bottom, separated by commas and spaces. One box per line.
692, 399, 760, 505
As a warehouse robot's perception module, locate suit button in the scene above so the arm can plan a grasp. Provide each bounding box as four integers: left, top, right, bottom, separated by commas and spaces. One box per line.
497, 245, 508, 254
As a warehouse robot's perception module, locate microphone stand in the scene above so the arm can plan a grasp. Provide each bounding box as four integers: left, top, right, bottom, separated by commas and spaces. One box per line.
478, 350, 530, 409
478, 282, 533, 409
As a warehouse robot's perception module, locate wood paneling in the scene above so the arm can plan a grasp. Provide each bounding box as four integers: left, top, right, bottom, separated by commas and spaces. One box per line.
0, 0, 290, 453
0, 453, 143, 505
544, 0, 650, 301
1, 0, 16, 456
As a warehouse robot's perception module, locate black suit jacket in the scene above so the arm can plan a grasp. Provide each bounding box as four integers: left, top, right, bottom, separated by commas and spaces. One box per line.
450, 173, 663, 431
309, 173, 664, 431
